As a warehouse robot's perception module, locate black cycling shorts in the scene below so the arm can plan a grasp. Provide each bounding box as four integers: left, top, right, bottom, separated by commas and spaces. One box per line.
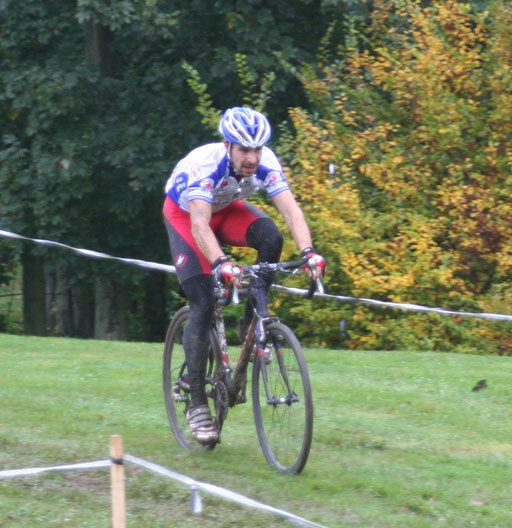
163, 197, 270, 283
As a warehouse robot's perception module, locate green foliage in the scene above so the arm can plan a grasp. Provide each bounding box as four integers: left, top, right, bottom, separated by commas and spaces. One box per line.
233, 53, 276, 111
182, 52, 277, 132
0, 0, 349, 339
75, 0, 179, 34
182, 61, 222, 133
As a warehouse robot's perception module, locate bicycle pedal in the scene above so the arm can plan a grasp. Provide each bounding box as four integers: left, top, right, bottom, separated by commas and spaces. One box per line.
236, 394, 247, 404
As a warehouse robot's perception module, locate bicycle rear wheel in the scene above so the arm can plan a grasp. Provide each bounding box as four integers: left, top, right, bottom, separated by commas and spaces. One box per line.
163, 306, 219, 451
252, 321, 313, 474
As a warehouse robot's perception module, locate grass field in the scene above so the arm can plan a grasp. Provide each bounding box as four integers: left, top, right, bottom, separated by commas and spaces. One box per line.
1, 333, 511, 527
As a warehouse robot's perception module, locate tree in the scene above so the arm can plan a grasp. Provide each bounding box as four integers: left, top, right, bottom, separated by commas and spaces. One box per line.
0, 0, 350, 339
276, 0, 512, 353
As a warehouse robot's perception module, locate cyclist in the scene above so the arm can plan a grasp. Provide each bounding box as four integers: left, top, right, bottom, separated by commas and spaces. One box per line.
163, 107, 325, 445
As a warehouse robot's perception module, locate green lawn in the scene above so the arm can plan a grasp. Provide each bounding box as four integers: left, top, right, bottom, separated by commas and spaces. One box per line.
1, 333, 511, 527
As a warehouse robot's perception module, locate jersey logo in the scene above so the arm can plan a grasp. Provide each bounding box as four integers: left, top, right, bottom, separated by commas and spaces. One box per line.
200, 178, 215, 191
175, 254, 188, 268
265, 171, 283, 185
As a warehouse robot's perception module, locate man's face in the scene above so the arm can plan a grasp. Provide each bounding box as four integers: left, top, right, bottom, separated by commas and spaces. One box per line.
225, 141, 263, 177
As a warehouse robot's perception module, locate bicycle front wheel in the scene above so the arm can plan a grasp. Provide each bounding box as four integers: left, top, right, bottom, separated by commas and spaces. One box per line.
252, 321, 313, 474
163, 306, 219, 451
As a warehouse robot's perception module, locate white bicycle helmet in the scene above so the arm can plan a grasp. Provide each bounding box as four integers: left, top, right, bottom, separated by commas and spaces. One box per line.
218, 107, 272, 148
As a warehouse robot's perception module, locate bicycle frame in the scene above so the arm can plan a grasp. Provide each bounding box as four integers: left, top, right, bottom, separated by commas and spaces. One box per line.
212, 261, 311, 408
163, 258, 319, 472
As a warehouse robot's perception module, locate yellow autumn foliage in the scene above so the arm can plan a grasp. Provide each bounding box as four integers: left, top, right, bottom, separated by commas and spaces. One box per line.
275, 0, 512, 353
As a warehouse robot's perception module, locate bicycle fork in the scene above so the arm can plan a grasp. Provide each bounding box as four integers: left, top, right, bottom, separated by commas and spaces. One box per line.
257, 329, 299, 407
242, 274, 299, 408
212, 305, 252, 407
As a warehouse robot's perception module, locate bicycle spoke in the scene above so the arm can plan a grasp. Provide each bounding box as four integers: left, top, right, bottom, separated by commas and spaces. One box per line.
252, 322, 313, 474
163, 306, 218, 451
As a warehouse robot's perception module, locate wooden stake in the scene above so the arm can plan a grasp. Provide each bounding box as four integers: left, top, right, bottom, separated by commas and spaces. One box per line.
110, 435, 126, 528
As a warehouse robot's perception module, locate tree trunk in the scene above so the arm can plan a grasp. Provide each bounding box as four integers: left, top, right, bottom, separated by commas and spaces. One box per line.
45, 266, 94, 338
143, 273, 168, 342
72, 281, 95, 338
21, 245, 47, 336
85, 18, 126, 341
84, 20, 114, 76
94, 277, 129, 340
94, 276, 110, 340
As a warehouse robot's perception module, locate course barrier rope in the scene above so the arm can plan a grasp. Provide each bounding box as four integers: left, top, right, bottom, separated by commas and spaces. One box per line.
123, 454, 326, 527
0, 460, 110, 479
0, 445, 326, 528
0, 229, 175, 274
271, 285, 512, 322
1, 228, 512, 322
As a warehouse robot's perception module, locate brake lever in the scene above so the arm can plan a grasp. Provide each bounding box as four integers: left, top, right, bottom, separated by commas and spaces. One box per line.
232, 266, 242, 304
305, 278, 325, 299
232, 285, 240, 304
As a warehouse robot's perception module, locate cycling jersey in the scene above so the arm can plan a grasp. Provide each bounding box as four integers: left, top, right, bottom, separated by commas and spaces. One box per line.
165, 143, 289, 213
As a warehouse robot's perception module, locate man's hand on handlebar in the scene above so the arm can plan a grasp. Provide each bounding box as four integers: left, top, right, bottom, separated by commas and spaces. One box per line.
301, 247, 326, 280
212, 256, 243, 287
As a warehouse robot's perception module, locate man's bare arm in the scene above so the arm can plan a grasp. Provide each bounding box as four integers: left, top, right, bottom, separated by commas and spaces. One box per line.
189, 199, 225, 264
272, 190, 324, 279
272, 190, 313, 252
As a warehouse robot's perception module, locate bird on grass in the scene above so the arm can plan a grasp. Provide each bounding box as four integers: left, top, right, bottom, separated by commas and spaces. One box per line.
471, 380, 487, 392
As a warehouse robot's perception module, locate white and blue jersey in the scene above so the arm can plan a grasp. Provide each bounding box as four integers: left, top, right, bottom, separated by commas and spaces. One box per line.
165, 143, 289, 213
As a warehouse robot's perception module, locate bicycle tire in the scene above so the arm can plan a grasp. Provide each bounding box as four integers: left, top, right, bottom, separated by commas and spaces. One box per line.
252, 321, 313, 474
162, 306, 220, 451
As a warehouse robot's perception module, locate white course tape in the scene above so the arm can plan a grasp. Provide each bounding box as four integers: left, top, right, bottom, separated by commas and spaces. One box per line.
124, 454, 196, 487
271, 285, 512, 322
1, 228, 512, 322
1, 454, 326, 528
124, 455, 326, 528
0, 459, 110, 479
0, 229, 175, 274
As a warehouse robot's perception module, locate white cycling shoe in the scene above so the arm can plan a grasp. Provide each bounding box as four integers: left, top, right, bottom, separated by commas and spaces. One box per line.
186, 404, 219, 445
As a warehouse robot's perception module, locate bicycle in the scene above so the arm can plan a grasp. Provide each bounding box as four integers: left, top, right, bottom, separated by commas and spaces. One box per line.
162, 259, 323, 474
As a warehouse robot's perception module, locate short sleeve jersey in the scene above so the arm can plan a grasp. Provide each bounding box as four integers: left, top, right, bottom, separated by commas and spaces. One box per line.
165, 143, 289, 213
